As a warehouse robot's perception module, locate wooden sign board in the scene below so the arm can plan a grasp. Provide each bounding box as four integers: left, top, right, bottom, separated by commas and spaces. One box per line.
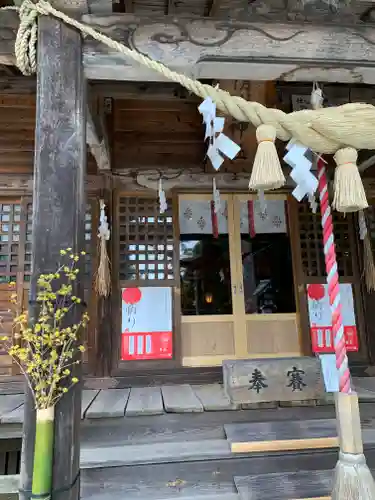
223, 357, 324, 404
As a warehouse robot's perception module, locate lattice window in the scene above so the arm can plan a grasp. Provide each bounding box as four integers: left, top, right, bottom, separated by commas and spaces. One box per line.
0, 202, 22, 283
118, 196, 174, 281
0, 201, 93, 284
84, 206, 92, 279
298, 202, 353, 278
24, 201, 33, 282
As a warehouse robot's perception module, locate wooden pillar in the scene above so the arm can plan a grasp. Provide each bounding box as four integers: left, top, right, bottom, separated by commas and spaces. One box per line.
20, 17, 86, 500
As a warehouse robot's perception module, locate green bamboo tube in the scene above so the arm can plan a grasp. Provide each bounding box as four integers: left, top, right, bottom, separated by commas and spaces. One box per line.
32, 406, 55, 500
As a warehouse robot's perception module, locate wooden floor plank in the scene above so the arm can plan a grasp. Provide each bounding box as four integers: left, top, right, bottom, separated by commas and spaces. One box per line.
162, 385, 204, 413
234, 470, 333, 500
86, 389, 130, 419
0, 395, 24, 418
80, 458, 239, 500
1, 404, 24, 424
192, 385, 239, 411
0, 474, 19, 494
126, 387, 164, 417
81, 389, 100, 419
80, 439, 231, 469
225, 419, 338, 453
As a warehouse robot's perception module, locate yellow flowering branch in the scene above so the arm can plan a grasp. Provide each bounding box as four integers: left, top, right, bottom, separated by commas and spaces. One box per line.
0, 248, 89, 500
2, 248, 88, 409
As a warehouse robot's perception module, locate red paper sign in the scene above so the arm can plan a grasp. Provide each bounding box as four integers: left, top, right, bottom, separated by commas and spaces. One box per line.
121, 331, 173, 360
310, 326, 358, 354
121, 287, 173, 361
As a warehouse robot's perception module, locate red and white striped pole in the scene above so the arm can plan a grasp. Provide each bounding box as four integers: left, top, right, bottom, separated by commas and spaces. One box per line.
317, 157, 351, 393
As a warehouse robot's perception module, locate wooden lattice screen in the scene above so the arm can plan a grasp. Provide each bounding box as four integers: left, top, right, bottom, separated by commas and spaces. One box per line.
298, 202, 354, 279
118, 196, 174, 283
0, 199, 95, 374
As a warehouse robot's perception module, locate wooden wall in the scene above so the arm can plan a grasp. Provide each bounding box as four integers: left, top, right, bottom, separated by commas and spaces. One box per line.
0, 93, 97, 175
0, 92, 99, 375
111, 97, 205, 169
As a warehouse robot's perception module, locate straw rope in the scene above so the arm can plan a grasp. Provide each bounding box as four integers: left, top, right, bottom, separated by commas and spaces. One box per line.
2, 0, 375, 154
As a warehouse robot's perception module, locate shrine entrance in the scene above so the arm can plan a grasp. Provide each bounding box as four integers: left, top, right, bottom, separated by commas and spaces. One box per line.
179, 193, 301, 367
113, 190, 366, 372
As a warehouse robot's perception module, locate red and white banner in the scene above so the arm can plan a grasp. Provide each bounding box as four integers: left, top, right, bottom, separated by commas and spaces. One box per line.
240, 200, 287, 237
306, 283, 359, 353
121, 287, 173, 360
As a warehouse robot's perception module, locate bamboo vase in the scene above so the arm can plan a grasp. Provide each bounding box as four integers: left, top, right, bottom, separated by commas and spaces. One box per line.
32, 406, 55, 500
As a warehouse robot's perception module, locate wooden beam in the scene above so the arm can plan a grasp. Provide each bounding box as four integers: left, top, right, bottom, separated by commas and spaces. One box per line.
20, 16, 85, 500
86, 104, 111, 171
3, 14, 375, 82
80, 14, 375, 83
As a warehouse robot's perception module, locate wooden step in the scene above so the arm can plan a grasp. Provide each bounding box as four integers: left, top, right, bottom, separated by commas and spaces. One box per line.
234, 470, 333, 499
225, 419, 339, 453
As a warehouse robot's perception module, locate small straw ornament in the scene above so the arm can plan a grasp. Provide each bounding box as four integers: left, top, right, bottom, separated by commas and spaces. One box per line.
95, 199, 111, 297
333, 147, 368, 212
358, 210, 375, 293
248, 124, 285, 192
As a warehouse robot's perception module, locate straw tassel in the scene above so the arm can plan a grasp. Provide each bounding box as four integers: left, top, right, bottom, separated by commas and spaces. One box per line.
358, 210, 375, 293
248, 124, 285, 192
95, 200, 111, 297
333, 147, 368, 212
363, 235, 375, 292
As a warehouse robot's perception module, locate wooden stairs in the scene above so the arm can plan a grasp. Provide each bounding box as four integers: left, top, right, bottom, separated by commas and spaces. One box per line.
1, 400, 375, 500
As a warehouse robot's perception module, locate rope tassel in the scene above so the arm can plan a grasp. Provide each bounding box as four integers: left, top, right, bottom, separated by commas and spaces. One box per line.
249, 124, 285, 192
358, 210, 375, 293
95, 199, 111, 298
333, 148, 368, 212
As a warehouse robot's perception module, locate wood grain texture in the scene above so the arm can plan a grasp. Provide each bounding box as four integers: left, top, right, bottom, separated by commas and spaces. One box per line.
225, 419, 338, 453
80, 439, 231, 468
223, 357, 324, 404
162, 385, 204, 413
19, 17, 86, 500
81, 15, 375, 84
0, 404, 24, 424
234, 470, 334, 500
0, 395, 23, 419
81, 390, 100, 418
84, 389, 128, 419
126, 387, 164, 416
192, 384, 239, 411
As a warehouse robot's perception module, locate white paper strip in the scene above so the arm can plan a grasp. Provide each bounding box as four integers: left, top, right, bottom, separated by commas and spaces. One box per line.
319, 354, 339, 393
198, 97, 241, 171
284, 141, 318, 201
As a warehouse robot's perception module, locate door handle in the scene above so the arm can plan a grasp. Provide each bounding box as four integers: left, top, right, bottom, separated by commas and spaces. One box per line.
233, 285, 237, 295
239, 283, 243, 294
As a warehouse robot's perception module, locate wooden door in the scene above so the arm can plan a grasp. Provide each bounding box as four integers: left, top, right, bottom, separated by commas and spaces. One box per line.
289, 199, 366, 360
231, 193, 303, 358
179, 193, 243, 366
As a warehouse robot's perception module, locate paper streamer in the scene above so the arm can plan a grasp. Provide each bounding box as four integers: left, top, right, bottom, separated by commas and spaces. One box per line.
198, 97, 241, 171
